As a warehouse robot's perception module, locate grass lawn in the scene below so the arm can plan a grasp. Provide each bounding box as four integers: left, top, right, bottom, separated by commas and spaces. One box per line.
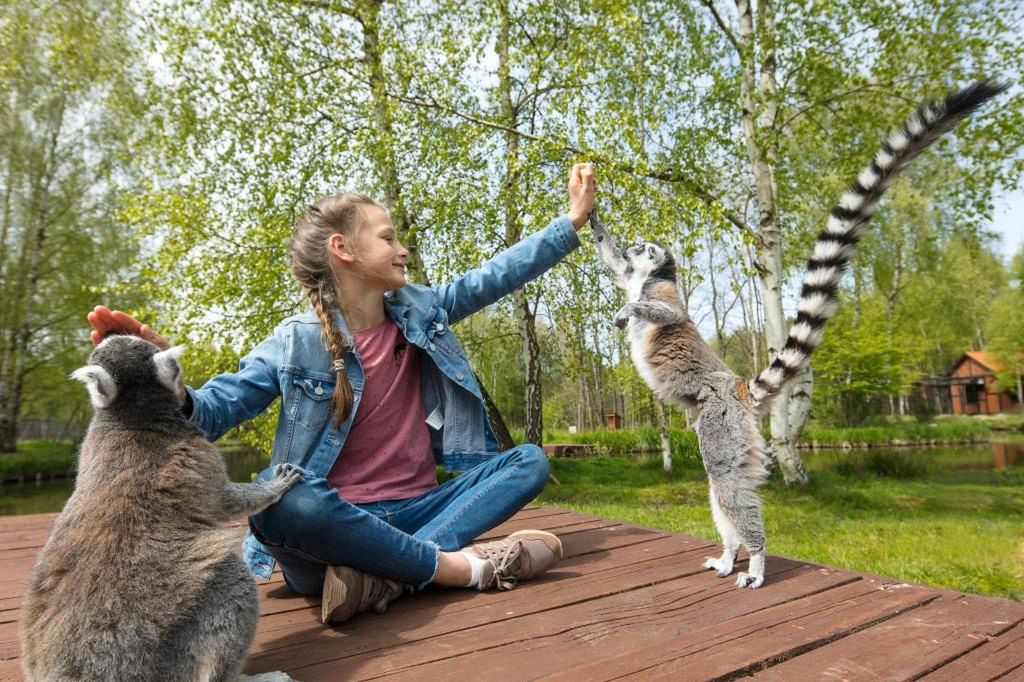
537, 451, 1024, 601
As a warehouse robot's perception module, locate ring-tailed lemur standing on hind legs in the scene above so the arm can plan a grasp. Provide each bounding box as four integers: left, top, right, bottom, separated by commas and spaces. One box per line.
590, 79, 1005, 589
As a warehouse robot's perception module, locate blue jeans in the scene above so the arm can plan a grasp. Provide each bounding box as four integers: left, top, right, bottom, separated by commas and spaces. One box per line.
248, 444, 550, 593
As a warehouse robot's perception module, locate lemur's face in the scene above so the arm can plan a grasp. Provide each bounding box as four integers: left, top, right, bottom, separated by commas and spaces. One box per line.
622, 242, 676, 280
71, 335, 186, 410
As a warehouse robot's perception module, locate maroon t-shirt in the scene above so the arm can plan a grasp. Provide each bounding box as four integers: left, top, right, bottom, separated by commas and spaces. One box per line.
326, 318, 437, 503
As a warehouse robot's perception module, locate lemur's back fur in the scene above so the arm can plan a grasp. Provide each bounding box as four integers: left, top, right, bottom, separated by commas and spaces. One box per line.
748, 79, 1007, 409
592, 80, 1004, 590
20, 335, 300, 682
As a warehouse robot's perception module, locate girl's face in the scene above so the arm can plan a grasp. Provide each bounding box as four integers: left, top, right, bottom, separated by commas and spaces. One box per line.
346, 205, 409, 290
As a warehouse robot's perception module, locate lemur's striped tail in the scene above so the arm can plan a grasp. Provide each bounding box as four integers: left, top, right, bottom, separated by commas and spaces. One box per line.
747, 79, 1007, 411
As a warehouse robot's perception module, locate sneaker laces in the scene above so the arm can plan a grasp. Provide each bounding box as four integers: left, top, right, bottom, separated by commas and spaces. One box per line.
473, 538, 525, 590
367, 576, 403, 614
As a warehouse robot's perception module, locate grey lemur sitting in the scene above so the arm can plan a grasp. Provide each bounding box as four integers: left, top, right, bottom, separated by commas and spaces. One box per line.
592, 80, 1004, 589
20, 334, 302, 682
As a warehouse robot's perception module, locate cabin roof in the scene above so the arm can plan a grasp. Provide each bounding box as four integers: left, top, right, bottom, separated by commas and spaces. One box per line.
950, 350, 1022, 374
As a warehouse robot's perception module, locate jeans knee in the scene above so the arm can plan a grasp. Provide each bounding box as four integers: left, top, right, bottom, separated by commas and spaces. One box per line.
249, 476, 319, 544
518, 444, 550, 490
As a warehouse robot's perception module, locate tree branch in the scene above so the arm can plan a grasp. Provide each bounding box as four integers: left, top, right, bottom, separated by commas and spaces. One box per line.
287, 0, 360, 20
698, 0, 741, 53
386, 90, 759, 244
779, 76, 939, 132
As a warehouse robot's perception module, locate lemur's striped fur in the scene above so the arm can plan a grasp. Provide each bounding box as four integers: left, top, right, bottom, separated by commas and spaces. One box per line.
748, 79, 1007, 409
591, 80, 1004, 590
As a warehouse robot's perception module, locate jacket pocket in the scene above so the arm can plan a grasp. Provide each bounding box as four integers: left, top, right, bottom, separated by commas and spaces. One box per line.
289, 374, 335, 431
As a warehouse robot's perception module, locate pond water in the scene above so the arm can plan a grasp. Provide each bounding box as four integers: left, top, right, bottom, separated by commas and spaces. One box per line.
1, 436, 1022, 517
802, 435, 1024, 474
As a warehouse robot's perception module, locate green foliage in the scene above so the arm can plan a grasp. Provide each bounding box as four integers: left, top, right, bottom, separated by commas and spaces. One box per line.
811, 294, 905, 425
985, 248, 1024, 396
1, 0, 146, 447
0, 440, 77, 479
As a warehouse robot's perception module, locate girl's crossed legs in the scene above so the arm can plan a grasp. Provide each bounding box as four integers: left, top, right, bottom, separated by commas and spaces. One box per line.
248, 444, 560, 620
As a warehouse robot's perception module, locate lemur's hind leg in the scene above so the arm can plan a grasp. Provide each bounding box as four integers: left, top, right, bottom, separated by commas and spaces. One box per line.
161, 555, 295, 682
702, 482, 766, 588
703, 481, 741, 578
716, 485, 766, 589
696, 386, 768, 589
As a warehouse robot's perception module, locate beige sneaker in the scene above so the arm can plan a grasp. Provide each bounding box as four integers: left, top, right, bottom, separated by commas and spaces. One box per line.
465, 529, 564, 590
321, 565, 404, 624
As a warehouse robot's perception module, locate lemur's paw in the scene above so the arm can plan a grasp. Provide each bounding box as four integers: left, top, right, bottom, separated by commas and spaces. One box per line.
735, 572, 764, 589
703, 557, 734, 577
271, 463, 304, 488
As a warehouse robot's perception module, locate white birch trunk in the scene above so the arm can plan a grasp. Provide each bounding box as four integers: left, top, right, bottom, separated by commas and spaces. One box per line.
737, 0, 808, 483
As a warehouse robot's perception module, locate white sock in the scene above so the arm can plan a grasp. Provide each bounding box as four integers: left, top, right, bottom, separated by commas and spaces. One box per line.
459, 550, 489, 588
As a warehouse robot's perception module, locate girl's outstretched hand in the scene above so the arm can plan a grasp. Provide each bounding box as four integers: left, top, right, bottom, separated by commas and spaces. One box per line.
568, 162, 597, 230
87, 305, 171, 350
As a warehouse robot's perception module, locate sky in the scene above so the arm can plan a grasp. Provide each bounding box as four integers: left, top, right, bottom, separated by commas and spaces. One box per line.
990, 187, 1024, 260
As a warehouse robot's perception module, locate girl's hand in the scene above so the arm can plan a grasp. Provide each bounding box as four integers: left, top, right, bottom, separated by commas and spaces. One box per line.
87, 305, 171, 351
567, 162, 597, 230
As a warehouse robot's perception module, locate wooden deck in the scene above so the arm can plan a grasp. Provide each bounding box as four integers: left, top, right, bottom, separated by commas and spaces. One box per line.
2, 506, 1023, 680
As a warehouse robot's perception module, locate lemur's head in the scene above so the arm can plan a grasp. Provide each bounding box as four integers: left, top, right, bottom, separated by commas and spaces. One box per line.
621, 242, 677, 282
71, 335, 186, 413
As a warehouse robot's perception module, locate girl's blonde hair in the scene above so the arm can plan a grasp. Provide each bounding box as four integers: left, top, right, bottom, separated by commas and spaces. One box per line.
290, 192, 385, 426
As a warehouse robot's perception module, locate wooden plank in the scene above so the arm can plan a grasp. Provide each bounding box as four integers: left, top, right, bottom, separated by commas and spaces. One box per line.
245, 525, 692, 673
0, 607, 19, 627
536, 580, 939, 681
0, 551, 47, 578
253, 527, 689, 630
0, 546, 46, 561
751, 592, 1024, 681
475, 512, 619, 541
920, 621, 1024, 682
4, 508, 1024, 682
0, 656, 24, 681
0, 513, 620, 622
0, 620, 18, 659
0, 531, 52, 553
274, 556, 852, 680
251, 523, 680, 632
0, 580, 28, 603
0, 512, 642, 679
0, 513, 58, 533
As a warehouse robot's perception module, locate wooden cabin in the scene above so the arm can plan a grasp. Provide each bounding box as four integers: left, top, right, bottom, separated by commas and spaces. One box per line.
948, 351, 1022, 415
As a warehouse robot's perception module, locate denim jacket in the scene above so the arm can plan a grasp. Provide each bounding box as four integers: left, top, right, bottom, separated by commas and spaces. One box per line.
184, 215, 581, 579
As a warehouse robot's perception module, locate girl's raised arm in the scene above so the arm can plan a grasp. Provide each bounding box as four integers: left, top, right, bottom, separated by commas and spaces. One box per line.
432, 163, 595, 324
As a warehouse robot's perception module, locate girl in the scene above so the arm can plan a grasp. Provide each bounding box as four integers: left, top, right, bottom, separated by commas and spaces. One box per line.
88, 163, 597, 624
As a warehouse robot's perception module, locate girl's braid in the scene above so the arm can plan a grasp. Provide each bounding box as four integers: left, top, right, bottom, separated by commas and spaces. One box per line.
290, 193, 383, 427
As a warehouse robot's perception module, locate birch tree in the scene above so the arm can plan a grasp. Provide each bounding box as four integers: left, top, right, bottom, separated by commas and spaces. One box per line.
0, 0, 141, 451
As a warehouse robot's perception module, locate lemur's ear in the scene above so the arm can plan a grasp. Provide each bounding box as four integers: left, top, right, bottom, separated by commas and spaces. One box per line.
648, 245, 657, 259
70, 365, 118, 409
152, 345, 186, 394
